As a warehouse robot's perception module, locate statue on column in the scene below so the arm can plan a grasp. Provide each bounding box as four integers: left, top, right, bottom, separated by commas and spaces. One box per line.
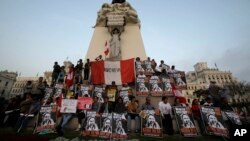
109, 28, 121, 60
112, 0, 126, 4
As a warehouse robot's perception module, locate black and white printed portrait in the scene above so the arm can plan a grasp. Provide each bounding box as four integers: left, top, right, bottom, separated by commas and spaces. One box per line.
82, 90, 90, 97
136, 62, 145, 72
232, 115, 242, 125
176, 73, 186, 86
123, 96, 130, 107
101, 118, 112, 133
152, 83, 162, 92
145, 114, 160, 129
164, 79, 172, 91
180, 114, 195, 128
41, 113, 55, 126
86, 117, 99, 131
115, 120, 126, 135
207, 114, 225, 129
96, 92, 104, 103
139, 83, 149, 92
146, 64, 154, 73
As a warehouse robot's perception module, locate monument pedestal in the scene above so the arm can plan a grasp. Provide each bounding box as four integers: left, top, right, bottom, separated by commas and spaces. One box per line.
85, 25, 147, 61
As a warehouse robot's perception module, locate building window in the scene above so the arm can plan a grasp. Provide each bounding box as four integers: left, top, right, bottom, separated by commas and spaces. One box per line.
186, 92, 189, 95
188, 99, 190, 103
5, 82, 9, 86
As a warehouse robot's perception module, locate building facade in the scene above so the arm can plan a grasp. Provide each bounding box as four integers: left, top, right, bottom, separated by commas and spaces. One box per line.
0, 71, 18, 99
183, 62, 237, 106
9, 77, 39, 98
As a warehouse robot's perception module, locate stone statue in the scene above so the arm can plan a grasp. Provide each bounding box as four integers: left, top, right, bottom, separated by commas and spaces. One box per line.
109, 28, 121, 59
112, 0, 126, 4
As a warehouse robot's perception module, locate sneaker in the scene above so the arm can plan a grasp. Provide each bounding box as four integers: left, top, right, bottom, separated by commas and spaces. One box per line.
75, 128, 80, 131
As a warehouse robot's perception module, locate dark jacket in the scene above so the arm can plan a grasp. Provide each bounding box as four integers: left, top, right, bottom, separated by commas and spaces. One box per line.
99, 102, 113, 113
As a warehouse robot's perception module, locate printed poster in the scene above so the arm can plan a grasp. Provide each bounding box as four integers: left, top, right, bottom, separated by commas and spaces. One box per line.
136, 77, 150, 96
162, 77, 174, 96
82, 111, 101, 137
141, 110, 163, 138
99, 113, 113, 139
34, 105, 57, 134
224, 111, 242, 125
92, 86, 105, 103
200, 106, 229, 137
112, 113, 128, 139
173, 106, 198, 137
149, 75, 163, 96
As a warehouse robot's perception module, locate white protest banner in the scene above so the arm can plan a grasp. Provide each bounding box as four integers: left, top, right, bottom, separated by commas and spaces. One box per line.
60, 99, 78, 113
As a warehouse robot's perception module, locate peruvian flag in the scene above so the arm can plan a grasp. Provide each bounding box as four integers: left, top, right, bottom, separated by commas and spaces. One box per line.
91, 58, 135, 85
104, 40, 109, 56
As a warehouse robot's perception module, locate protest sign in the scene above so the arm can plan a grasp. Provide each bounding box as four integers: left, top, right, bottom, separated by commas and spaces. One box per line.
60, 99, 78, 113
224, 111, 242, 125
200, 106, 229, 137
34, 105, 57, 134
141, 110, 163, 138
92, 86, 105, 103
82, 111, 101, 137
112, 113, 128, 139
99, 113, 113, 139
136, 77, 150, 96
77, 97, 93, 110
162, 78, 174, 96
149, 75, 163, 96
173, 106, 198, 137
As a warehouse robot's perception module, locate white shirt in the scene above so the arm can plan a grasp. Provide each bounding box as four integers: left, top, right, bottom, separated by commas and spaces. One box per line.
158, 101, 172, 117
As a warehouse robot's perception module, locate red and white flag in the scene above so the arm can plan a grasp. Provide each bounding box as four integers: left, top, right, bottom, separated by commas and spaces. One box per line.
104, 40, 109, 56
91, 58, 135, 85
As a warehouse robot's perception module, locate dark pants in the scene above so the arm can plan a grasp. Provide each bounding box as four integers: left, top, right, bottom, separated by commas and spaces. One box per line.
84, 69, 89, 80
162, 114, 174, 135
194, 116, 205, 134
77, 110, 85, 125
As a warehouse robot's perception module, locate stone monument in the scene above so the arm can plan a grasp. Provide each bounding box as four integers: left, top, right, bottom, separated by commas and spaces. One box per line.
85, 0, 147, 61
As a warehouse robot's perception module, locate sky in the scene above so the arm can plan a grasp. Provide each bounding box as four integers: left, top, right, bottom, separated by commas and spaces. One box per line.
0, 0, 250, 82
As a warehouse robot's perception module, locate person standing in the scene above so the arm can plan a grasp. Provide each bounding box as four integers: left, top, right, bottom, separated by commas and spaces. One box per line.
84, 59, 90, 80
191, 99, 204, 134
52, 62, 61, 83
158, 96, 173, 135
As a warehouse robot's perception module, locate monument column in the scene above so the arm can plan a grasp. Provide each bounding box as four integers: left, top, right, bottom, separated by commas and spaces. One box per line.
85, 1, 147, 61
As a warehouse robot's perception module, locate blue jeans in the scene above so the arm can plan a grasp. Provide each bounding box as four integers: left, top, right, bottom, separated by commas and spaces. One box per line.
60, 114, 73, 132
127, 114, 140, 131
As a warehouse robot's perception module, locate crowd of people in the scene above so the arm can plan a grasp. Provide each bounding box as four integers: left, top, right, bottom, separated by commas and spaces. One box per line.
0, 56, 248, 138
